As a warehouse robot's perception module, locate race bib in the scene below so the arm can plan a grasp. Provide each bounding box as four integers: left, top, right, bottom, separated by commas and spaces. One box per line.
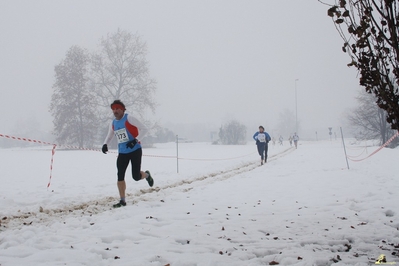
115, 128, 129, 143
257, 133, 266, 142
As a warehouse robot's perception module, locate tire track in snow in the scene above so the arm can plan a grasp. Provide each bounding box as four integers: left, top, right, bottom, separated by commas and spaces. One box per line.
0, 147, 294, 231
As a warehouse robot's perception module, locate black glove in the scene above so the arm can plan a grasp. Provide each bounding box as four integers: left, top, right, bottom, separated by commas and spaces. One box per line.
126, 139, 138, 149
102, 144, 108, 154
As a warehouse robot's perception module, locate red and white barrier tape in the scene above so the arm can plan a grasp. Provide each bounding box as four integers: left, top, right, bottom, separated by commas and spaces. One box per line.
0, 133, 59, 188
347, 131, 399, 162
1, 133, 257, 188
47, 144, 57, 188
0, 133, 53, 145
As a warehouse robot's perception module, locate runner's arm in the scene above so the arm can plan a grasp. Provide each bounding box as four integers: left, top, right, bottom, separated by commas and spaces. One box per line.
103, 122, 114, 145
253, 132, 258, 141
127, 115, 148, 140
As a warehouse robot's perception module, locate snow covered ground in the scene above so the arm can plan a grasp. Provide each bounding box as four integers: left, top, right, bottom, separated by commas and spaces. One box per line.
0, 139, 399, 265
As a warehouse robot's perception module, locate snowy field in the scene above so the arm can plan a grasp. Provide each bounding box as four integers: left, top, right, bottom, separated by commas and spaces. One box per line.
0, 139, 399, 265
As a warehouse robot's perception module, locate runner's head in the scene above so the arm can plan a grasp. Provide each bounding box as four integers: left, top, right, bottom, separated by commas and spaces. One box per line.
110, 100, 126, 120
110, 100, 126, 111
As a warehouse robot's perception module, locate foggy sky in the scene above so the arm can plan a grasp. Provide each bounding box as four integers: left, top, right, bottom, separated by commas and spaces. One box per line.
0, 1, 360, 140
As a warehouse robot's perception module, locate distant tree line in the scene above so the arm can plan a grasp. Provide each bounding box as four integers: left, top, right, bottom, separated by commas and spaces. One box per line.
50, 29, 252, 148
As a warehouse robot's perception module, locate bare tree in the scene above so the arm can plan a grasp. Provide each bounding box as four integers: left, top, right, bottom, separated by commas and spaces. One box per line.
348, 90, 395, 144
218, 120, 247, 145
322, 0, 399, 130
152, 123, 176, 143
50, 46, 98, 148
91, 29, 157, 120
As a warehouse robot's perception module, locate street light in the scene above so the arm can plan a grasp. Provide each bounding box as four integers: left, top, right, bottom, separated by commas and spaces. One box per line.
295, 79, 299, 133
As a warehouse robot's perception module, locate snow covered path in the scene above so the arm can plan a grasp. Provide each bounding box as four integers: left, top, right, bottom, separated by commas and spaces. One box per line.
1, 140, 399, 265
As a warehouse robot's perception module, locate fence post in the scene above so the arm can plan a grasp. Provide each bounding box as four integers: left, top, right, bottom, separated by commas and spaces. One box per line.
176, 135, 179, 173
340, 127, 350, 170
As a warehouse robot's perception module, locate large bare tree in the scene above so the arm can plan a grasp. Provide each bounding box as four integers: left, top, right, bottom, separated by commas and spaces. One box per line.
348, 90, 395, 144
50, 46, 98, 148
91, 29, 157, 120
322, 0, 399, 131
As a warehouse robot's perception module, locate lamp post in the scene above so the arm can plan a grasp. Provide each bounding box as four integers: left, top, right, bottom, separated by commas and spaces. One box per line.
295, 79, 299, 133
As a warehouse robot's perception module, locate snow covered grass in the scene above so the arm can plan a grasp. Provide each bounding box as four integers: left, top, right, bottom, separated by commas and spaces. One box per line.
1, 139, 399, 265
